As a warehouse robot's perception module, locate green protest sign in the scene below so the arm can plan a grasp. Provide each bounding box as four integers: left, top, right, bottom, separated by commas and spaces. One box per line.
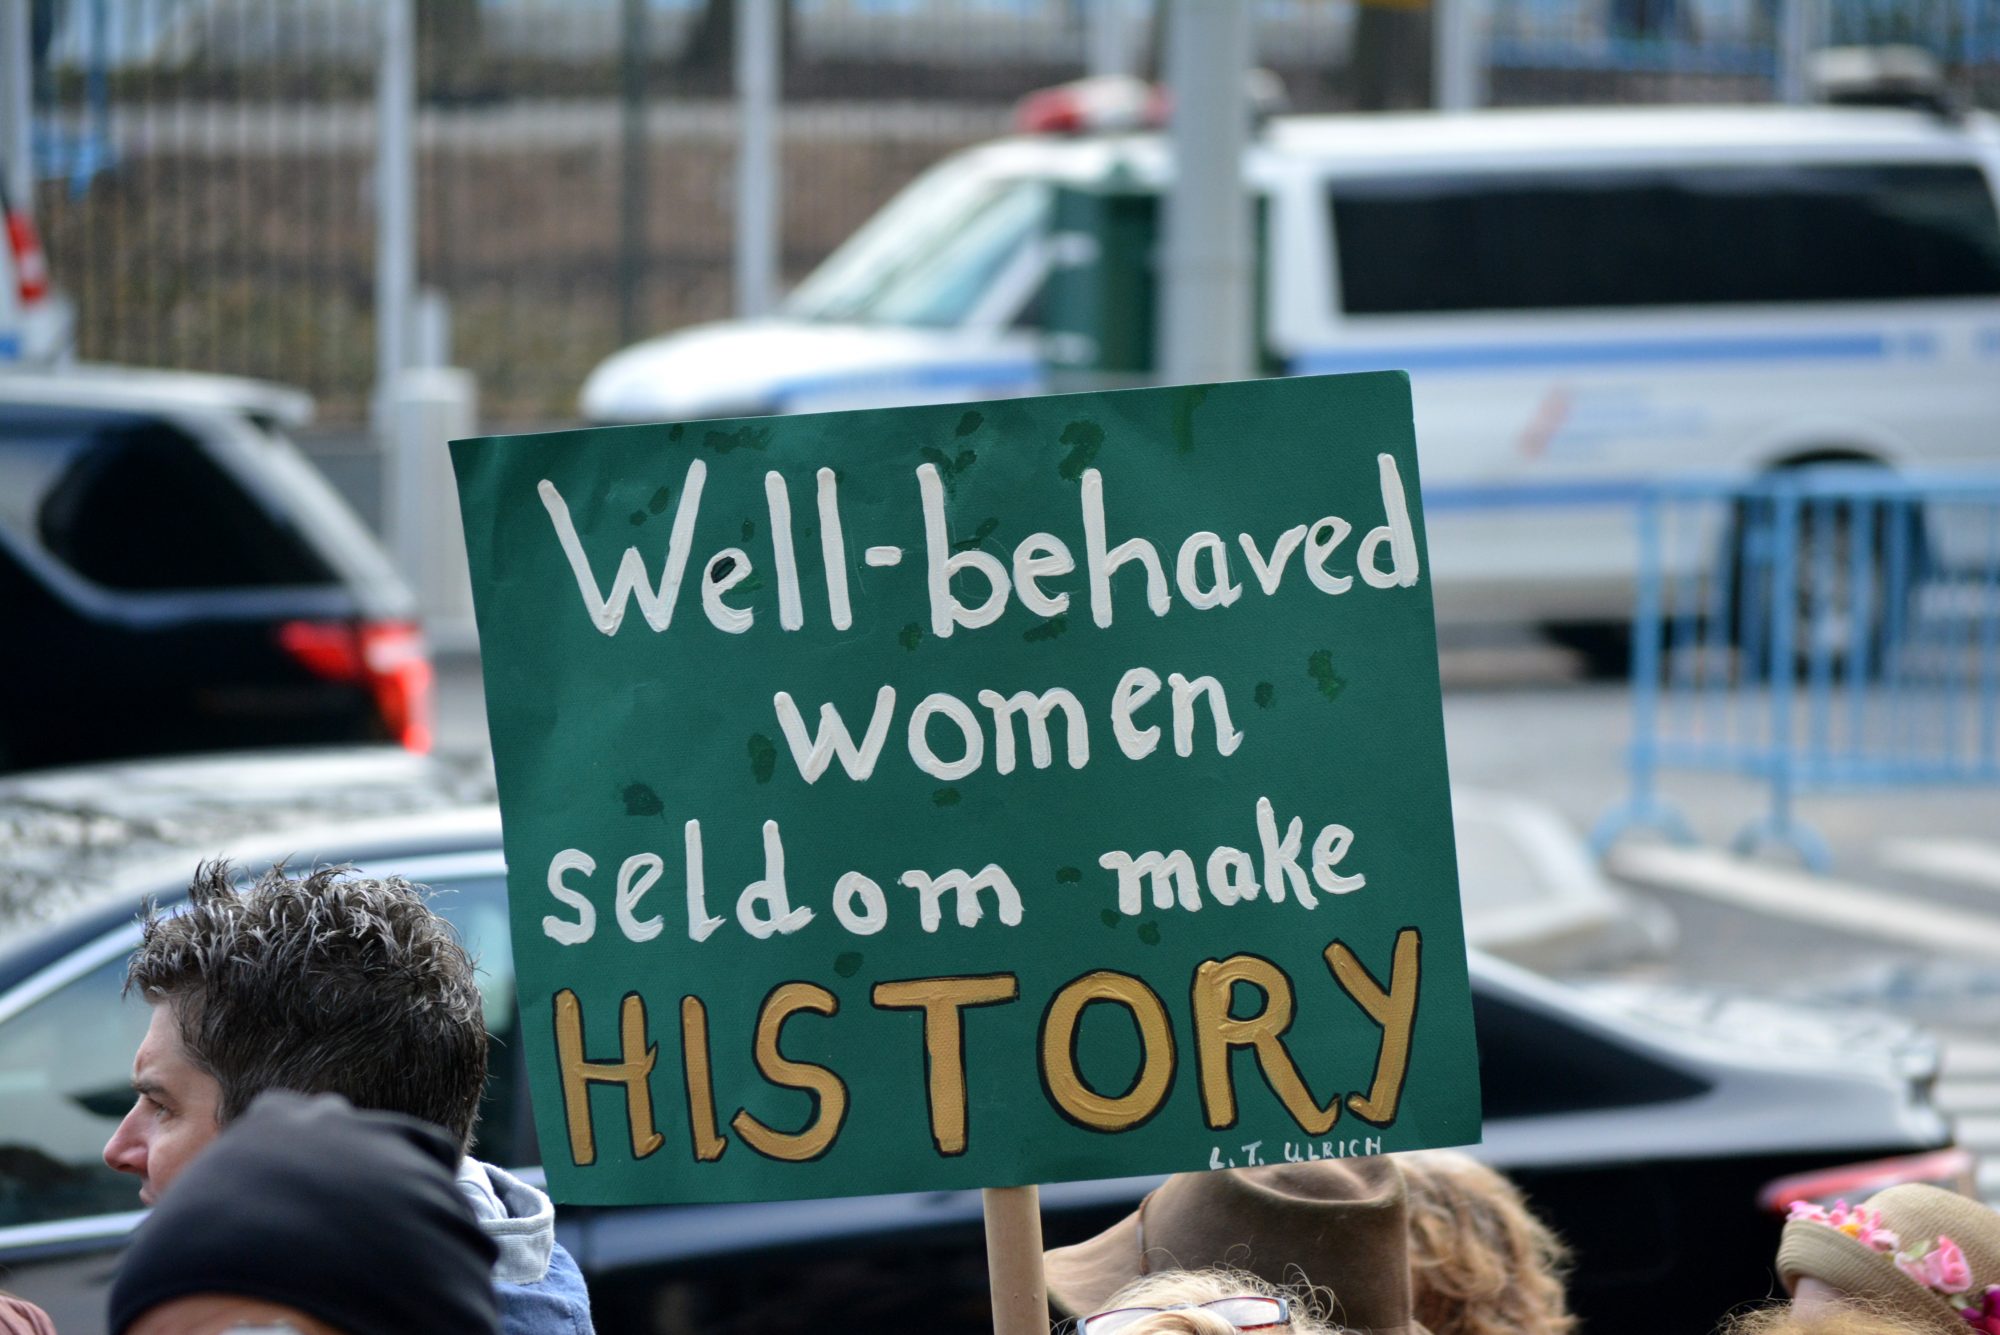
452, 372, 1480, 1208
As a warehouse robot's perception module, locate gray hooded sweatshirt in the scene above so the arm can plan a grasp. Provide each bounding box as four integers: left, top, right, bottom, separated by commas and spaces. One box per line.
457, 1158, 597, 1335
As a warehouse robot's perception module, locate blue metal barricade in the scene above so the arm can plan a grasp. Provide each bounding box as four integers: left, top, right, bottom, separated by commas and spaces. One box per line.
1593, 471, 2000, 869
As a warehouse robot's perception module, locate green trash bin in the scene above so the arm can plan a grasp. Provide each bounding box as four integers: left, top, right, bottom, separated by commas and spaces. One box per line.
1042, 182, 1161, 393
1042, 179, 1276, 392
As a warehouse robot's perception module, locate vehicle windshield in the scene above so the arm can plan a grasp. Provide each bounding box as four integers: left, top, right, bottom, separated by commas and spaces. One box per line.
785, 169, 1050, 329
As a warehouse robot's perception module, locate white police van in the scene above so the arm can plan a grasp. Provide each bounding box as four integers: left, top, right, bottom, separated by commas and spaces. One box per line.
580, 98, 2000, 660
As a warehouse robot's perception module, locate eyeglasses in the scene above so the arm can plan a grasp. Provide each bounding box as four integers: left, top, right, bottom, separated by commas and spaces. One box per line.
1079, 1295, 1291, 1334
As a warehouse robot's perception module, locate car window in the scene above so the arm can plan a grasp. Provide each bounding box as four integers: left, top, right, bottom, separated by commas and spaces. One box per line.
784, 154, 1005, 322
0, 403, 336, 592
1009, 273, 1049, 331
787, 177, 1052, 328
0, 950, 154, 1228
428, 872, 525, 1166
1329, 162, 2000, 315
0, 873, 521, 1231
868, 180, 1051, 327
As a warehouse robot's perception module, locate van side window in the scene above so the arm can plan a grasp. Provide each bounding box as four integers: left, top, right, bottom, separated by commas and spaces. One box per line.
1328, 163, 2000, 314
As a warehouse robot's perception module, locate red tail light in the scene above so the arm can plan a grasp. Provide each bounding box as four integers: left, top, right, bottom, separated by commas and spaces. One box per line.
277, 618, 435, 754
1758, 1147, 1979, 1214
6, 210, 48, 306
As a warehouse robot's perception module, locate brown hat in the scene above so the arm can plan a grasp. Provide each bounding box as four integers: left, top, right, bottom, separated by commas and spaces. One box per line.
1044, 1158, 1424, 1335
1778, 1186, 2000, 1335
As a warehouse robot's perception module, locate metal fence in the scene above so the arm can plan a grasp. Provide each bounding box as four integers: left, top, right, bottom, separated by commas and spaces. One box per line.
29, 2, 1025, 426
25, 0, 1362, 427
23, 0, 2000, 426
1594, 472, 2000, 869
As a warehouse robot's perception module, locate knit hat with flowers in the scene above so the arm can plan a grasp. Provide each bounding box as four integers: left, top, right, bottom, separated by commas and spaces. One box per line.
1778, 1185, 2000, 1335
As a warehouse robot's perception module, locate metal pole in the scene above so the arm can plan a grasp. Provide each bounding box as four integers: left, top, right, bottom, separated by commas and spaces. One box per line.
1764, 494, 1803, 848
1158, 0, 1253, 385
735, 0, 780, 319
1589, 488, 1695, 854
618, 0, 647, 344
87, 0, 107, 175
1775, 0, 1814, 103
1086, 0, 1132, 79
0, 0, 32, 211
375, 0, 416, 429
1433, 0, 1483, 110
1627, 494, 1665, 823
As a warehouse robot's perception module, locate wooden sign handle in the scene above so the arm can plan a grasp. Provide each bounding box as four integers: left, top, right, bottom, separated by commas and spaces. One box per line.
983, 1184, 1050, 1335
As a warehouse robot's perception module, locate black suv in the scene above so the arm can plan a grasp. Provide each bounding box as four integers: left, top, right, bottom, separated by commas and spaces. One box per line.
0, 366, 432, 771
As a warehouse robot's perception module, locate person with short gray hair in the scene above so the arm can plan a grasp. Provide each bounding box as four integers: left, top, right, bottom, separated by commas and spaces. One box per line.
102, 860, 594, 1335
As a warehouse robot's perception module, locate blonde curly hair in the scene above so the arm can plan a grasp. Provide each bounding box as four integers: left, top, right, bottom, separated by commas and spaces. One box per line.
1082, 1268, 1337, 1335
1400, 1151, 1575, 1335
1725, 1300, 1942, 1335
